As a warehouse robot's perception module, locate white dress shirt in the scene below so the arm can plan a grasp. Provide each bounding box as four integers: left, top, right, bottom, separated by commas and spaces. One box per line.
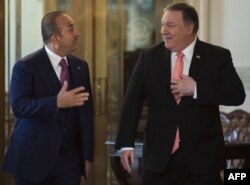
171, 37, 197, 98
45, 45, 68, 80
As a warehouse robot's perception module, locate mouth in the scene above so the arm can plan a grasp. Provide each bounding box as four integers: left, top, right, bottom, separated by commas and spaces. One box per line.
162, 35, 172, 42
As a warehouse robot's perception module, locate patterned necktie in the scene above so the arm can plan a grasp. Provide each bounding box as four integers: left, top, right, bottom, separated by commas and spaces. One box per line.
59, 58, 69, 85
171, 52, 184, 153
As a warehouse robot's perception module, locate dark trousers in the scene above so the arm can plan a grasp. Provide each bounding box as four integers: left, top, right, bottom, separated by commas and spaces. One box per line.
15, 149, 82, 185
141, 147, 223, 185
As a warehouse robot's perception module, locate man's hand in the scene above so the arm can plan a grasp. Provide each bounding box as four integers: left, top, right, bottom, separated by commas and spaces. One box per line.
57, 81, 89, 108
85, 160, 92, 179
171, 74, 196, 99
81, 160, 92, 182
120, 150, 135, 173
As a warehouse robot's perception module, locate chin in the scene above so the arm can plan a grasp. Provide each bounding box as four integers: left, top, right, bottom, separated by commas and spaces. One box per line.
71, 48, 77, 52
164, 42, 172, 50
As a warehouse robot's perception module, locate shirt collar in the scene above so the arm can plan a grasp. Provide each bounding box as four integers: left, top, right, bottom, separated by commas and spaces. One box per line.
45, 45, 68, 67
172, 37, 197, 61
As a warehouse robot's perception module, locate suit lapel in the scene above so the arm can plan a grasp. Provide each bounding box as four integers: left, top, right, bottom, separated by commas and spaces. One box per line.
67, 57, 86, 115
189, 39, 203, 80
35, 48, 61, 96
162, 46, 172, 82
180, 39, 203, 107
160, 44, 178, 105
68, 56, 83, 88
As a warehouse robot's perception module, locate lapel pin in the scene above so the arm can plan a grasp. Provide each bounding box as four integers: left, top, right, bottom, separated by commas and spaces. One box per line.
78, 67, 81, 70
196, 55, 201, 59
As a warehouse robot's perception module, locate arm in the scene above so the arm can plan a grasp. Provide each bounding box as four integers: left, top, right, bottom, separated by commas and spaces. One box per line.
82, 62, 94, 162
10, 61, 58, 119
171, 49, 245, 106
115, 51, 145, 173
115, 51, 145, 149
197, 49, 245, 106
11, 61, 90, 119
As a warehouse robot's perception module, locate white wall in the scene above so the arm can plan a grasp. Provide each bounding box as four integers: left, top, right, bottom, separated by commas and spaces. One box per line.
5, 0, 44, 92
21, 0, 44, 57
209, 0, 250, 112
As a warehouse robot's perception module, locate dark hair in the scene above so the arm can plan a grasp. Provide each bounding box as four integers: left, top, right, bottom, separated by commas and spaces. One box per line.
41, 11, 65, 44
164, 3, 199, 34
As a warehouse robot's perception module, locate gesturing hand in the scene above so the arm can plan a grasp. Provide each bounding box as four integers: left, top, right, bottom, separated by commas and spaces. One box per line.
57, 81, 89, 108
120, 150, 135, 173
171, 74, 196, 99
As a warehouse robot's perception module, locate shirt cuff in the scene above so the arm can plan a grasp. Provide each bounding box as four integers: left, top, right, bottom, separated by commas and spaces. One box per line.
120, 147, 135, 152
193, 82, 197, 99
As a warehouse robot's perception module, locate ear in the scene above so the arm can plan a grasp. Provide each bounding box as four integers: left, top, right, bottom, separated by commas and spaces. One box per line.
186, 23, 194, 35
49, 35, 59, 50
51, 34, 57, 42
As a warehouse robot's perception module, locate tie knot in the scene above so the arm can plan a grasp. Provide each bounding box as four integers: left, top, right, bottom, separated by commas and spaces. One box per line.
59, 59, 67, 68
176, 52, 184, 59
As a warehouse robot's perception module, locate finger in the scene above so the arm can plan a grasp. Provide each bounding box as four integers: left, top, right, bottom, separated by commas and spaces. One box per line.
80, 96, 89, 102
171, 80, 177, 84
77, 92, 90, 98
60, 81, 68, 92
121, 153, 132, 173
175, 94, 181, 99
181, 74, 188, 78
74, 95, 89, 107
75, 101, 85, 106
172, 90, 177, 94
121, 155, 130, 172
170, 84, 176, 90
171, 84, 179, 91
76, 93, 89, 104
130, 152, 135, 164
172, 92, 180, 98
70, 86, 85, 94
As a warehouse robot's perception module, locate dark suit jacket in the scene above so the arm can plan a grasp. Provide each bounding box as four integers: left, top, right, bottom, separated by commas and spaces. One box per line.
115, 39, 245, 174
2, 48, 94, 181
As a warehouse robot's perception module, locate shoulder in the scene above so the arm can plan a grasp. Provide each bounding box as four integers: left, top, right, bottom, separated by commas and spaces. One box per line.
67, 55, 90, 75
143, 42, 166, 54
67, 54, 88, 66
196, 39, 230, 55
140, 42, 169, 59
14, 48, 46, 68
21, 48, 45, 62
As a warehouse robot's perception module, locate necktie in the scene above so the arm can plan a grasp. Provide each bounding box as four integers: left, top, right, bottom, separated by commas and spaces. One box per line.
171, 52, 184, 153
59, 58, 69, 85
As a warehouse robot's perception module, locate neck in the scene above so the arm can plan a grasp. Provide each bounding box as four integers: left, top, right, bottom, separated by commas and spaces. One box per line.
178, 36, 196, 52
45, 43, 66, 57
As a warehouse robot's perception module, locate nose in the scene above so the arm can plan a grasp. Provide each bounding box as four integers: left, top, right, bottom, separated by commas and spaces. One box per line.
74, 28, 80, 37
161, 25, 168, 35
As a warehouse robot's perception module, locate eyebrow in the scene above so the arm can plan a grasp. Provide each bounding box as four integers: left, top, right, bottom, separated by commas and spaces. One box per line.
68, 23, 74, 28
162, 21, 175, 25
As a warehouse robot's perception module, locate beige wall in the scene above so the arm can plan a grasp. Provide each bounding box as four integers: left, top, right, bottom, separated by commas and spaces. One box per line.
209, 0, 250, 112
188, 0, 250, 113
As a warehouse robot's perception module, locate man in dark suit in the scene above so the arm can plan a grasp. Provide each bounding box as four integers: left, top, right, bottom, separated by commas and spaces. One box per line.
115, 3, 245, 185
2, 11, 93, 185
